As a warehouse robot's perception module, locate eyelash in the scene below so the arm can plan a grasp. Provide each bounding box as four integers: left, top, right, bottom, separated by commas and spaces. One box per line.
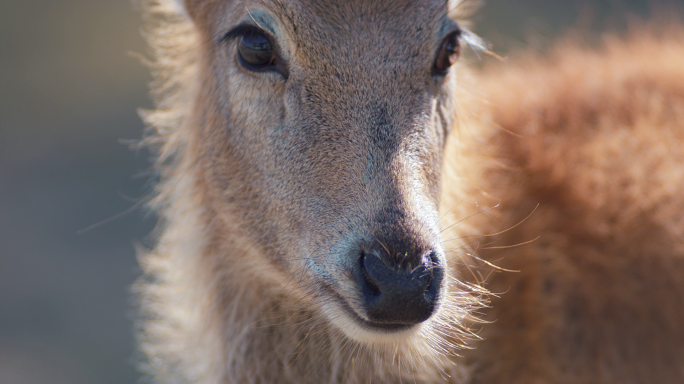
222, 24, 269, 43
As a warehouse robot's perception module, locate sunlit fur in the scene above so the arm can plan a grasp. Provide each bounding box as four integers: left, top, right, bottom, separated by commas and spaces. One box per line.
136, 1, 481, 383
452, 25, 684, 383
135, 0, 684, 383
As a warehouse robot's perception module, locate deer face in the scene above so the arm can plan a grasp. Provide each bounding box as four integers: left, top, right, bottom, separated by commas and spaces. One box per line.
184, 0, 462, 343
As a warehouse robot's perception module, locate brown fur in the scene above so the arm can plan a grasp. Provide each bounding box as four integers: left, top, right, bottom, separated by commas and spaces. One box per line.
457, 28, 684, 383
135, 0, 684, 383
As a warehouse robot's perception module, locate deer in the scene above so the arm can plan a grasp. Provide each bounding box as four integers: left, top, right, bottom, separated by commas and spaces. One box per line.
135, 0, 684, 383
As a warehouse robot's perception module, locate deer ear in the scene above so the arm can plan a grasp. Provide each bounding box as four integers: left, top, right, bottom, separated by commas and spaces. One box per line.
158, 0, 189, 19
166, 0, 185, 11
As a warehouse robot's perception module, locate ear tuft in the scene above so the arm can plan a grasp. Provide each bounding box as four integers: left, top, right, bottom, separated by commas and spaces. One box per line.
165, 0, 188, 15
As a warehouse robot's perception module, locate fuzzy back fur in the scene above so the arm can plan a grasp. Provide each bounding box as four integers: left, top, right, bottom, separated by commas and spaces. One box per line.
458, 27, 684, 383
135, 0, 684, 382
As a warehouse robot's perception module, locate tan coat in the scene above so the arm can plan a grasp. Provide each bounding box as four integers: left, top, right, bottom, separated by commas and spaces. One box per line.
135, 0, 684, 382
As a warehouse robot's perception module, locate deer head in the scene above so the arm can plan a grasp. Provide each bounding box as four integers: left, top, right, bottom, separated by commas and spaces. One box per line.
179, 0, 465, 344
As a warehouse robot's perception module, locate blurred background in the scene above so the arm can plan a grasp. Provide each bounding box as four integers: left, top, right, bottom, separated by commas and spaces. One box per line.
0, 1, 669, 383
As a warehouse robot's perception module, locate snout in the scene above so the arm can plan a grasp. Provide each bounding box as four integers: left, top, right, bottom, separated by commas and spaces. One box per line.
339, 239, 445, 331
360, 248, 444, 327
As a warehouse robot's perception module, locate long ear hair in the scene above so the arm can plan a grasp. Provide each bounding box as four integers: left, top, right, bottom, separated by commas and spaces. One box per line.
136, 0, 197, 168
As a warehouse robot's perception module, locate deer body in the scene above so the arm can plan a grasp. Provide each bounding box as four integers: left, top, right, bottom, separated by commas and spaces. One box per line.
454, 34, 684, 383
136, 0, 684, 383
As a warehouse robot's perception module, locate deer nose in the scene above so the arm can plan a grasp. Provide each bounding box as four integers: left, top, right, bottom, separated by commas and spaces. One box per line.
359, 248, 444, 326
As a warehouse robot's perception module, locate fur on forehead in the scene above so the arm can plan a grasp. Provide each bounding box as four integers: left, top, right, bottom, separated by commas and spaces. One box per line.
180, 0, 471, 25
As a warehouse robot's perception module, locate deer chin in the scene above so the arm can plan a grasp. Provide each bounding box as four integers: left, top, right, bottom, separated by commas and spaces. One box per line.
322, 302, 427, 346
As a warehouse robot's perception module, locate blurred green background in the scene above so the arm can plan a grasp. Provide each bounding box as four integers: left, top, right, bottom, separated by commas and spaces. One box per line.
0, 1, 666, 383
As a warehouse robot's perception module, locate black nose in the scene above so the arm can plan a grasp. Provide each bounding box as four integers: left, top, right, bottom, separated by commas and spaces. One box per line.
359, 248, 444, 326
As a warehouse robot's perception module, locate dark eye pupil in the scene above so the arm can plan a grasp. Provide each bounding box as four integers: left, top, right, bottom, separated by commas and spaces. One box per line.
433, 34, 461, 75
445, 40, 459, 64
239, 31, 275, 68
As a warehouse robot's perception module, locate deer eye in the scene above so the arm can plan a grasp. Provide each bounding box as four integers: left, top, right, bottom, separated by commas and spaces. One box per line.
238, 30, 276, 69
433, 32, 461, 76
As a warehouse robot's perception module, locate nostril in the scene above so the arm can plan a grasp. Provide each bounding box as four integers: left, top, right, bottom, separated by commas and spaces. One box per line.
360, 251, 381, 296
358, 247, 445, 326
